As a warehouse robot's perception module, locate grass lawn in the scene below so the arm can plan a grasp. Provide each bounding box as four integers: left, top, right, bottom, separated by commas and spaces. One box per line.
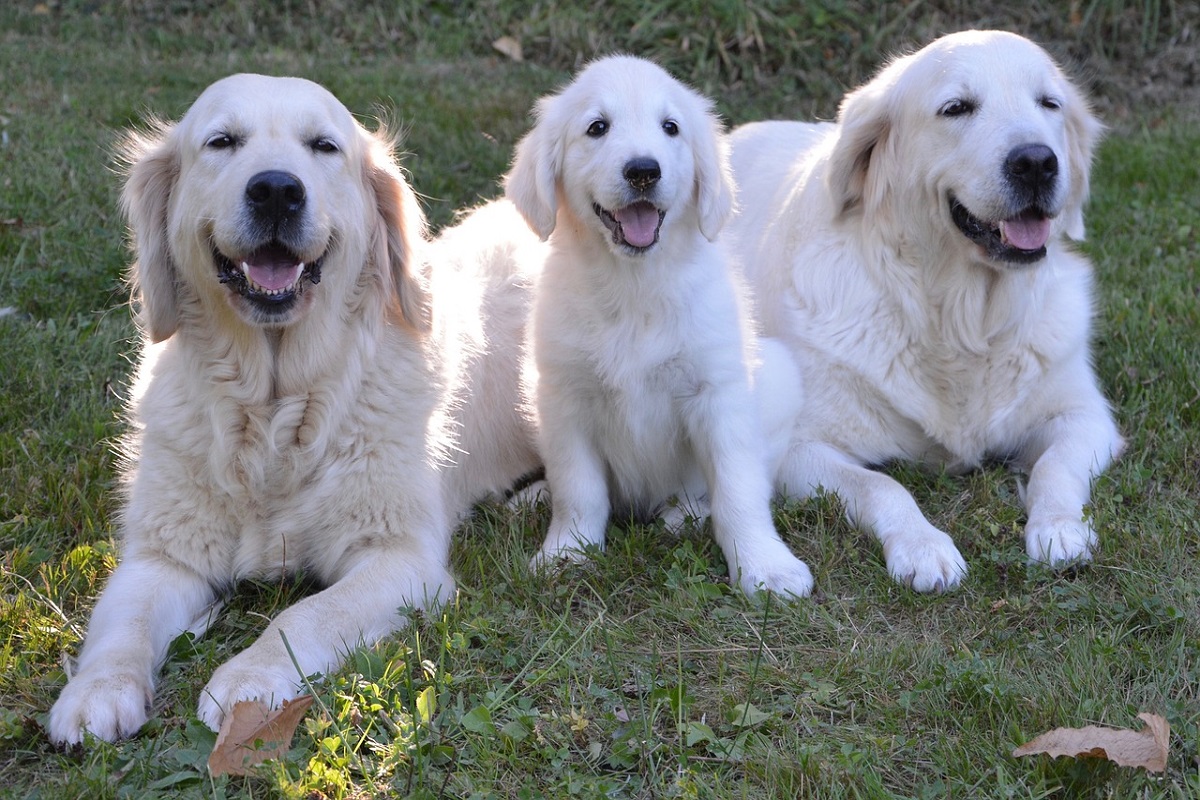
2, 3, 1198, 798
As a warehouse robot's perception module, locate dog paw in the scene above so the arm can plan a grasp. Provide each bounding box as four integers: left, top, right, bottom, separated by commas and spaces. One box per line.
883, 528, 967, 593
529, 522, 605, 573
197, 659, 301, 732
528, 540, 593, 574
1025, 514, 1096, 567
48, 671, 153, 745
506, 479, 549, 510
659, 501, 710, 535
731, 543, 814, 599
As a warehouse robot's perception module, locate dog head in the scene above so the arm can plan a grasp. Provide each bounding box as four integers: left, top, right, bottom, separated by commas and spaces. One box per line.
827, 30, 1102, 269
505, 55, 734, 255
121, 73, 427, 342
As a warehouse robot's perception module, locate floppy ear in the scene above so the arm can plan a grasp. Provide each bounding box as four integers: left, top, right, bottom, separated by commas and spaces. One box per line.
504, 96, 563, 240
120, 121, 181, 343
365, 130, 430, 332
692, 101, 735, 241
1059, 75, 1104, 241
826, 75, 897, 218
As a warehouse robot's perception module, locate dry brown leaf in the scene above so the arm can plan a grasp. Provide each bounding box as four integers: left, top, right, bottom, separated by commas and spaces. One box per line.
207, 695, 315, 776
492, 36, 524, 62
1012, 712, 1169, 773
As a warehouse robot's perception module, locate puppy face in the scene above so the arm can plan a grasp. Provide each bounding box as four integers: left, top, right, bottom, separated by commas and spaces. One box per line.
830, 30, 1102, 268
122, 74, 427, 341
506, 55, 733, 253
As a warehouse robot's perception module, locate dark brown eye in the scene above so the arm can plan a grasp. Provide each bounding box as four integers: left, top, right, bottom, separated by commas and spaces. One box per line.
311, 137, 340, 153
205, 133, 238, 149
938, 99, 976, 118
1039, 95, 1062, 111
662, 119, 679, 136
586, 119, 608, 138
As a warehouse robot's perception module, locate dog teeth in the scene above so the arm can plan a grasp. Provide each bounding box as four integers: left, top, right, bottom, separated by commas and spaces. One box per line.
240, 261, 305, 296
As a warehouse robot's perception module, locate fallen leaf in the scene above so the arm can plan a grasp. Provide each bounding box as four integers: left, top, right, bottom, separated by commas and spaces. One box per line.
207, 695, 315, 776
1013, 712, 1169, 773
492, 35, 523, 62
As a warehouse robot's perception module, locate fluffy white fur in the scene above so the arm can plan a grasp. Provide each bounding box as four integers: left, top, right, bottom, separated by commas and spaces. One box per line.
48, 74, 541, 745
723, 31, 1123, 592
506, 55, 813, 598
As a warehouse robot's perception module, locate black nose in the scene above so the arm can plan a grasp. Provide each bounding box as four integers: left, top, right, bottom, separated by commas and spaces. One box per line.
623, 158, 661, 192
1004, 143, 1058, 195
245, 170, 306, 223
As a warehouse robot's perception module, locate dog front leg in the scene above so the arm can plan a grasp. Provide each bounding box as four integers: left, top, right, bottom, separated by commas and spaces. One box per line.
1019, 406, 1122, 566
533, 423, 611, 569
779, 441, 967, 592
687, 390, 813, 599
197, 550, 453, 731
48, 557, 216, 745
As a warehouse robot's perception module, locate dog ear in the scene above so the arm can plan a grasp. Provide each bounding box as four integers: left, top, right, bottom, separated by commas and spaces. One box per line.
693, 101, 736, 241
120, 121, 181, 343
365, 131, 430, 332
505, 96, 562, 240
827, 77, 896, 218
1059, 77, 1104, 241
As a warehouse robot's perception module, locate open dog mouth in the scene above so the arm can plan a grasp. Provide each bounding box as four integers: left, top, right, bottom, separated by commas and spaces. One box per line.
949, 194, 1052, 265
593, 201, 665, 252
215, 242, 323, 311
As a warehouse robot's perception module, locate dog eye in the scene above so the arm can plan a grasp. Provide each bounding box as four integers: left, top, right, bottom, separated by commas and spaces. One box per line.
662, 119, 680, 137
586, 119, 608, 138
205, 133, 238, 150
311, 137, 340, 153
937, 99, 976, 118
1039, 95, 1062, 111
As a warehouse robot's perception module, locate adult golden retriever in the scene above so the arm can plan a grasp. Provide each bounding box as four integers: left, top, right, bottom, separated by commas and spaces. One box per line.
507, 55, 813, 597
48, 74, 541, 744
724, 31, 1123, 592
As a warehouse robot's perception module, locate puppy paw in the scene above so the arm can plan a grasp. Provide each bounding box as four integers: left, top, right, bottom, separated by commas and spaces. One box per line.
1025, 514, 1096, 567
658, 497, 710, 535
197, 658, 301, 732
883, 528, 967, 593
48, 670, 153, 745
529, 523, 605, 573
730, 541, 814, 599
506, 479, 549, 510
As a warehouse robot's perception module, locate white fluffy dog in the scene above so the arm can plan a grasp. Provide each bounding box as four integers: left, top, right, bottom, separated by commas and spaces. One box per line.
724, 31, 1123, 592
48, 74, 542, 744
506, 55, 813, 598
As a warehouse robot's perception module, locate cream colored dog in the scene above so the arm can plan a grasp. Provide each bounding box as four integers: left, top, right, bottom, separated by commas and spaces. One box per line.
507, 55, 813, 598
48, 74, 542, 744
724, 31, 1123, 592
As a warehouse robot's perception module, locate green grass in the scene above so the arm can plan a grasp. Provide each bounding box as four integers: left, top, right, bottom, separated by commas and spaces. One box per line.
2, 2, 1199, 798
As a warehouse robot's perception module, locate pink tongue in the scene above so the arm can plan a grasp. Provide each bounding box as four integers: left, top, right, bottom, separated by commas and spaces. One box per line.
244, 251, 303, 291
999, 215, 1051, 251
613, 203, 660, 248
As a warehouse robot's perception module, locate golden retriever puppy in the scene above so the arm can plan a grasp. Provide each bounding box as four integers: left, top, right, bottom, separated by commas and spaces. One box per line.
724, 31, 1123, 592
506, 55, 813, 598
48, 74, 541, 744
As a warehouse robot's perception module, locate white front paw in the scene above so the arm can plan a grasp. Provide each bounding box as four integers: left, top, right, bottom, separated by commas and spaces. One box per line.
1025, 514, 1096, 566
197, 657, 301, 732
48, 670, 152, 745
529, 524, 604, 573
658, 495, 711, 535
730, 540, 814, 599
506, 479, 549, 510
529, 540, 591, 573
883, 527, 967, 593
